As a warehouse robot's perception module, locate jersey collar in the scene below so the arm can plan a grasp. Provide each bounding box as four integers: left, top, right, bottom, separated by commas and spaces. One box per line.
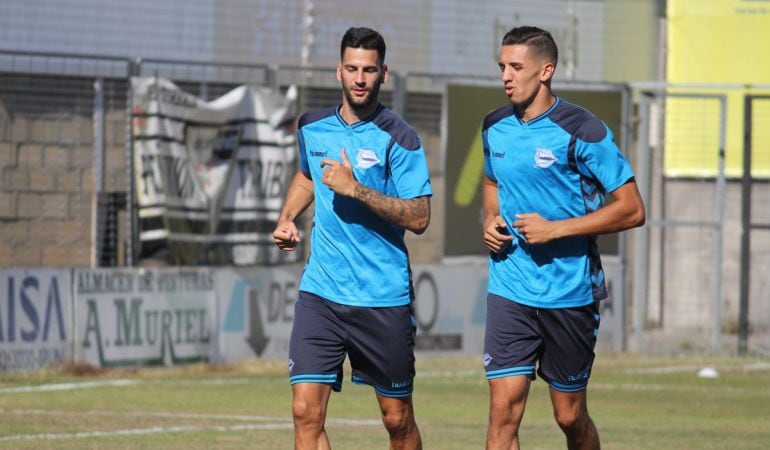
515, 97, 560, 125
335, 103, 385, 128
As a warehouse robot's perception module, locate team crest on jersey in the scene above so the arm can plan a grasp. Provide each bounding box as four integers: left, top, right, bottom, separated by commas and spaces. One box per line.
356, 148, 380, 169
534, 148, 557, 168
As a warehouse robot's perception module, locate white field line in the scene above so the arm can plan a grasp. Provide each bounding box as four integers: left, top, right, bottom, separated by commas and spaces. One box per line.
621, 361, 770, 375
0, 370, 483, 396
418, 369, 480, 378
0, 408, 381, 426
0, 378, 261, 395
589, 382, 770, 394
0, 379, 138, 394
0, 423, 295, 443
0, 409, 381, 443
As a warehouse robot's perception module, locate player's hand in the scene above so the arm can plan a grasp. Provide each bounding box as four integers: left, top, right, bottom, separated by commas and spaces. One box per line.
273, 220, 300, 251
483, 215, 513, 253
513, 213, 557, 245
320, 148, 357, 197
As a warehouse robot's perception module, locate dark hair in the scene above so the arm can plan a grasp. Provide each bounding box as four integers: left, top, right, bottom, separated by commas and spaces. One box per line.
340, 27, 386, 64
501, 26, 558, 65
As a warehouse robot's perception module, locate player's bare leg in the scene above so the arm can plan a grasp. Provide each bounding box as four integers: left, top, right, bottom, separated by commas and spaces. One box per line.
486, 375, 531, 450
376, 393, 422, 450
292, 383, 333, 450
549, 388, 600, 450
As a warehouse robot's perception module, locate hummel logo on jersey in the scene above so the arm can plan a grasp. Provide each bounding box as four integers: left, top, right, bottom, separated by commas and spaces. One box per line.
356, 148, 380, 169
492, 151, 506, 158
534, 148, 557, 168
310, 150, 327, 158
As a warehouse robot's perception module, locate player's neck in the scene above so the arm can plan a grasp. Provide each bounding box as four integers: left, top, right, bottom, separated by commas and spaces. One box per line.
339, 101, 380, 125
518, 91, 556, 122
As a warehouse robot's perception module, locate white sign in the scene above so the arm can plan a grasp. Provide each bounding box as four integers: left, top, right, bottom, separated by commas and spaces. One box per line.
0, 270, 71, 372
214, 266, 301, 363
75, 269, 217, 367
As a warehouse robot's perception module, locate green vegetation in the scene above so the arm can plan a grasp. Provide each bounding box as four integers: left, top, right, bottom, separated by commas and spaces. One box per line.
1, 355, 768, 449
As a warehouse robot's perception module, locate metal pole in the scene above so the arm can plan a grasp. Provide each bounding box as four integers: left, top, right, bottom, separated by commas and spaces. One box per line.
738, 95, 752, 355
712, 95, 727, 351
266, 64, 279, 91
391, 71, 407, 118
619, 84, 632, 351
125, 58, 141, 267
92, 78, 106, 268
631, 93, 652, 352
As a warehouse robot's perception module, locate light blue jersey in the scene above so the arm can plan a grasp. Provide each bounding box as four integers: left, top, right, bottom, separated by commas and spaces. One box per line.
483, 98, 634, 309
297, 103, 432, 307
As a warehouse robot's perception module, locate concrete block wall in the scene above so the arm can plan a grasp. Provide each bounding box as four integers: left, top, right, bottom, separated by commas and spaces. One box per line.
1, 113, 98, 267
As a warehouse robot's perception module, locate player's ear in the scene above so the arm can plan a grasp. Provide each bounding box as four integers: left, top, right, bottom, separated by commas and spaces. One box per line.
540, 61, 555, 82
382, 63, 389, 83
336, 63, 343, 82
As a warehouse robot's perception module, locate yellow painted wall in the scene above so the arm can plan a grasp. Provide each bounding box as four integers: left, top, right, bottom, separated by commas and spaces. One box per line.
666, 0, 770, 177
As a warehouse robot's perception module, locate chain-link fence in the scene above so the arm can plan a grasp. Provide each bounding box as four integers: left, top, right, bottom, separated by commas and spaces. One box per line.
632, 88, 770, 356
3, 51, 770, 355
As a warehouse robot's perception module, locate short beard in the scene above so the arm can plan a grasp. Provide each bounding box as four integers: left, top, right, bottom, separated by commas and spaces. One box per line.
342, 79, 382, 114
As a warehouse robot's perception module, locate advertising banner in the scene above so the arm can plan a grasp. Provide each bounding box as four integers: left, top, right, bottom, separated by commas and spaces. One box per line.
75, 268, 216, 368
0, 270, 71, 372
411, 265, 489, 354
411, 261, 625, 355
214, 266, 302, 363
2, 263, 625, 373
131, 77, 300, 265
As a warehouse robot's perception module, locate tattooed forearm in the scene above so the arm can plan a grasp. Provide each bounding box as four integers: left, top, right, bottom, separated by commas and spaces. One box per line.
352, 183, 430, 234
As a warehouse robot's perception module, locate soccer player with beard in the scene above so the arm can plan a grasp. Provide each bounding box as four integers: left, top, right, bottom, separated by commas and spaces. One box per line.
273, 27, 430, 450
481, 26, 645, 449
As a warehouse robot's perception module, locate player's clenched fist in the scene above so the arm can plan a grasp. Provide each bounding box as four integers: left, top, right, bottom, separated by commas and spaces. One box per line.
484, 214, 513, 253
273, 221, 300, 251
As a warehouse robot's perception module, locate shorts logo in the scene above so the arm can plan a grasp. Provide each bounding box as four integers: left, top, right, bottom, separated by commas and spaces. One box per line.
356, 148, 380, 169
391, 380, 411, 389
567, 371, 589, 382
483, 353, 493, 367
534, 148, 557, 168
288, 358, 295, 373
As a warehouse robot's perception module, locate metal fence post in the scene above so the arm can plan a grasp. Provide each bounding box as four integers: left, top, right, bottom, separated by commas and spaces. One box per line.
125, 58, 141, 267
92, 77, 106, 268
631, 93, 653, 352
713, 96, 727, 351
391, 71, 407, 118
738, 94, 752, 356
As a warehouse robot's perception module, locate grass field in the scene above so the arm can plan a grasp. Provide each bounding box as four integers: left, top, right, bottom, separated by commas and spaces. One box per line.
1, 354, 769, 449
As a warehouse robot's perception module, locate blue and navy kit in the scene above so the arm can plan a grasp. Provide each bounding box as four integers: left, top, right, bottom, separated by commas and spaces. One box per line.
297, 103, 432, 307
483, 97, 634, 309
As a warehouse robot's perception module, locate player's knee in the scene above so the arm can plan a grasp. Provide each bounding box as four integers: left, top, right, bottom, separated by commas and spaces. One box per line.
292, 398, 325, 428
380, 406, 414, 436
553, 407, 590, 433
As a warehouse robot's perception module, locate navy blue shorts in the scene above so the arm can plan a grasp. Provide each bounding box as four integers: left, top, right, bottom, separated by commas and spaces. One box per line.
483, 294, 600, 392
288, 291, 417, 398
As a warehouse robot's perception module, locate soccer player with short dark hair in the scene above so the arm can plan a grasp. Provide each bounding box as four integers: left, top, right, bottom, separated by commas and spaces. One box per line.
481, 26, 645, 449
273, 26, 430, 450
